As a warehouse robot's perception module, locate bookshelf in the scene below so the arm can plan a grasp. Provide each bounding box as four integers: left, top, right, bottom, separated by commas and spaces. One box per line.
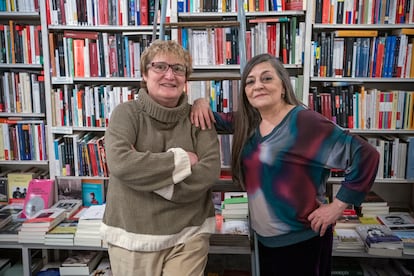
0, 8, 49, 175
309, 0, 414, 250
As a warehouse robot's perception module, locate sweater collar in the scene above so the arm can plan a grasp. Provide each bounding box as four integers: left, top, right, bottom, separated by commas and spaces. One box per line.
137, 88, 190, 123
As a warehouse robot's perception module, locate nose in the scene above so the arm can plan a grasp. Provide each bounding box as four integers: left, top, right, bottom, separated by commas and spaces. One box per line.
252, 81, 264, 90
164, 67, 175, 78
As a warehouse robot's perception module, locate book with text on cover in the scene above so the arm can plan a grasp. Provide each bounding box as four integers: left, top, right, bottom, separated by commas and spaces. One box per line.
22, 179, 55, 219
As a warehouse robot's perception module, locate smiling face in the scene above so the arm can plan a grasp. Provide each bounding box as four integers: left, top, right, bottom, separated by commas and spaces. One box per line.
244, 61, 285, 112
143, 54, 187, 108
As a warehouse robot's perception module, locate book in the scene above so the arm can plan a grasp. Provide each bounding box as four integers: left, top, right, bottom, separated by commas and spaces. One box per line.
0, 211, 12, 228
0, 203, 23, 220
59, 251, 103, 275
81, 179, 104, 206
50, 199, 82, 218
333, 228, 365, 252
22, 179, 55, 219
334, 30, 378, 37
90, 258, 112, 275
45, 220, 78, 238
7, 172, 36, 204
22, 208, 66, 230
360, 191, 388, 207
406, 137, 414, 179
377, 212, 414, 231
0, 220, 22, 242
356, 224, 403, 250
57, 178, 82, 201
222, 197, 248, 210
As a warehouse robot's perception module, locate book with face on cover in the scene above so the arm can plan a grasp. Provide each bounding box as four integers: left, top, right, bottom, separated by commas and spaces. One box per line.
377, 212, 414, 230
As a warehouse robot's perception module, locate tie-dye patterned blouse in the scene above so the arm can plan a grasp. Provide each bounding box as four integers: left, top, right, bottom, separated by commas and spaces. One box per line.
214, 105, 379, 247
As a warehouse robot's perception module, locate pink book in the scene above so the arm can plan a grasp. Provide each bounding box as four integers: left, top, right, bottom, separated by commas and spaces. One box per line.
22, 179, 55, 219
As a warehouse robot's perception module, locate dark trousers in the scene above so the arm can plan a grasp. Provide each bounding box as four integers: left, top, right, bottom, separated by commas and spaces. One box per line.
258, 228, 333, 276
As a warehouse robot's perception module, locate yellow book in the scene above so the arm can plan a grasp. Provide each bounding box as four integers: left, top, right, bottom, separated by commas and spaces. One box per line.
7, 172, 36, 204
393, 28, 414, 35
358, 216, 380, 224
334, 30, 378, 37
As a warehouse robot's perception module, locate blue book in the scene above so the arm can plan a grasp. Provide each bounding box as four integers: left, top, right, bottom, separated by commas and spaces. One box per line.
406, 137, 414, 180
81, 179, 105, 206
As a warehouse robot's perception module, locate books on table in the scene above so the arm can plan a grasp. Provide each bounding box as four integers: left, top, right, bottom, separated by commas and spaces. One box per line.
355, 224, 403, 257
18, 208, 66, 244
377, 212, 414, 231
0, 220, 22, 242
51, 199, 82, 218
74, 204, 105, 247
59, 251, 103, 276
44, 220, 79, 246
333, 228, 365, 253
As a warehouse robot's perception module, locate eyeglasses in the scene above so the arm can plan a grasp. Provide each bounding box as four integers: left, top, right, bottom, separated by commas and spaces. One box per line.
148, 62, 187, 76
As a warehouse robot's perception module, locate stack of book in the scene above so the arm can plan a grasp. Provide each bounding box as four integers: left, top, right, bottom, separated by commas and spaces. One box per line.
334, 209, 361, 230
44, 220, 78, 246
333, 228, 365, 253
221, 192, 248, 222
18, 208, 66, 244
356, 224, 403, 257
59, 251, 103, 276
0, 220, 23, 242
0, 211, 12, 229
359, 191, 389, 217
74, 204, 105, 247
377, 212, 414, 255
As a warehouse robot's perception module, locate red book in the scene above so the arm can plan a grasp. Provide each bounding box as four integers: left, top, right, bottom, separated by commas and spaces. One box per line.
321, 0, 330, 24
140, 0, 149, 25
63, 31, 98, 40
89, 42, 99, 77
22, 179, 55, 219
73, 39, 85, 77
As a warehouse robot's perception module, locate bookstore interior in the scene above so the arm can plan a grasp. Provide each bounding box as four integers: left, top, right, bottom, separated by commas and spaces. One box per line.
1, 0, 414, 275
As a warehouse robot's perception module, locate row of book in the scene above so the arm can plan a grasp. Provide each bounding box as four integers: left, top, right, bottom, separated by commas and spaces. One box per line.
50, 31, 152, 79
51, 84, 137, 128
312, 30, 414, 79
368, 136, 414, 180
0, 72, 46, 114
53, 133, 108, 177
0, 171, 106, 207
178, 0, 305, 13
0, 22, 43, 65
179, 18, 305, 66
309, 86, 414, 130
315, 0, 414, 25
0, 0, 38, 12
46, 0, 167, 27
0, 120, 47, 161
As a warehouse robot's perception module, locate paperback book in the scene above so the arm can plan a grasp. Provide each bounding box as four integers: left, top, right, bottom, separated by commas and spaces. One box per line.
377, 212, 414, 231
22, 179, 55, 218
